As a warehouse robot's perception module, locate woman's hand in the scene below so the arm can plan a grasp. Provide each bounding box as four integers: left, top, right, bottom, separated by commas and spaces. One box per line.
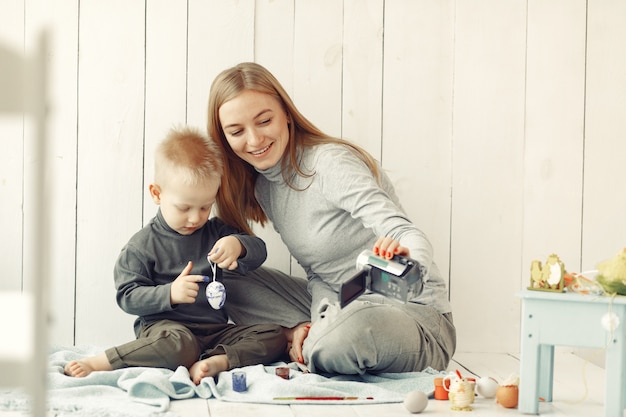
373, 236, 411, 259
284, 322, 311, 364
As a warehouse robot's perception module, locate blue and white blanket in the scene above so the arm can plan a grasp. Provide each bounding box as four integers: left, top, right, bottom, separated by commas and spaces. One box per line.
0, 345, 442, 416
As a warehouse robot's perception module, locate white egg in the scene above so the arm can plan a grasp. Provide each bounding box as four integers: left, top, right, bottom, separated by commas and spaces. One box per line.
601, 312, 620, 332
206, 281, 226, 309
476, 376, 499, 398
403, 390, 428, 413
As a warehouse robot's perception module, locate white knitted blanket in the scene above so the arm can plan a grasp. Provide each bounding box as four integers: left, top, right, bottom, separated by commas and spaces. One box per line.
0, 345, 441, 416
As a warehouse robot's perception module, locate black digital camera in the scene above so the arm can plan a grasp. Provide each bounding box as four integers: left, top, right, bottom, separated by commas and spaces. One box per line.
339, 250, 424, 308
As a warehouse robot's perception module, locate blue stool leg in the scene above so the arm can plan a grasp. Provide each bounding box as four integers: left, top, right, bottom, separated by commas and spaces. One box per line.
519, 309, 541, 414
604, 331, 625, 417
537, 344, 554, 402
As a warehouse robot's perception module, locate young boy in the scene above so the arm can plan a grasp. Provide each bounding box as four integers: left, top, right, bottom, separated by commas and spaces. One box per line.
64, 126, 287, 384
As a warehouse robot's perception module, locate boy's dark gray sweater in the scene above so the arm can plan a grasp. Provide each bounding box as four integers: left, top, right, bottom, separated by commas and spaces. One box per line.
114, 209, 266, 335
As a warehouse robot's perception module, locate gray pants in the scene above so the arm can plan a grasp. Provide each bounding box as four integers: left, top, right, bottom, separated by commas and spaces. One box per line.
223, 266, 456, 374
105, 319, 287, 371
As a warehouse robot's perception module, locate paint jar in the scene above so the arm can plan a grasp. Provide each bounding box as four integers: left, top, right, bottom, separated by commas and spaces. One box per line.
434, 377, 449, 400
232, 371, 247, 392
275, 367, 290, 380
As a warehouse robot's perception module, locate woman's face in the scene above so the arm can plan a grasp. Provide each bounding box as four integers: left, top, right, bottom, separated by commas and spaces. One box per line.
218, 89, 290, 171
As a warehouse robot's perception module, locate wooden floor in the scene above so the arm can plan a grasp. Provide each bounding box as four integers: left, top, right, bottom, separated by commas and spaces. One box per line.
1, 348, 619, 417
164, 348, 618, 417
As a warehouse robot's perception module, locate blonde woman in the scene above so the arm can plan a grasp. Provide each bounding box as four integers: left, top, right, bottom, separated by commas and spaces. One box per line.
209, 62, 456, 375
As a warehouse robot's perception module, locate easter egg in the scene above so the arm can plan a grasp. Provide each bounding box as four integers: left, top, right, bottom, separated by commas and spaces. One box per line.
206, 281, 226, 309
403, 390, 428, 413
496, 385, 519, 408
476, 376, 499, 398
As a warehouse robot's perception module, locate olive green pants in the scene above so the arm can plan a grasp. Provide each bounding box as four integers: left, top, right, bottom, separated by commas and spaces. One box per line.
105, 320, 287, 371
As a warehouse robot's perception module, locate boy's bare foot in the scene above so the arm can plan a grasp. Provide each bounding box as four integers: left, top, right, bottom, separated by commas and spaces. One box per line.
189, 354, 229, 385
64, 353, 112, 377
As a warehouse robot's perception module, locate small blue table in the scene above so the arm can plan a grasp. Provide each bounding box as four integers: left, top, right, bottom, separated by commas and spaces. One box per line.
518, 290, 626, 417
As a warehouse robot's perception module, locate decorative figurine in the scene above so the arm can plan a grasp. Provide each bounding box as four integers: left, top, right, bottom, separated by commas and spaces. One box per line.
529, 253, 566, 292
445, 370, 474, 411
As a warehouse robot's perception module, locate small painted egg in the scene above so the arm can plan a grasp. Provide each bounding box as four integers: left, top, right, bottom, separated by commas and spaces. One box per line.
403, 390, 428, 414
496, 385, 519, 408
206, 281, 226, 309
476, 376, 499, 398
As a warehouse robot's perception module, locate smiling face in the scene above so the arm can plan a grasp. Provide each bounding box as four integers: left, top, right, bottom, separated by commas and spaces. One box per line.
218, 89, 290, 171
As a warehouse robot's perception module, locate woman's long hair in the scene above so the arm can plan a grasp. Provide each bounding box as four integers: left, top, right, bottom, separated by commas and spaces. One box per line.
207, 62, 380, 235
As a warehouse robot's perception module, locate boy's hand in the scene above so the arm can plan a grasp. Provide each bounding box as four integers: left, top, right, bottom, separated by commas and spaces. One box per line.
170, 261, 205, 305
208, 236, 243, 270
373, 236, 411, 259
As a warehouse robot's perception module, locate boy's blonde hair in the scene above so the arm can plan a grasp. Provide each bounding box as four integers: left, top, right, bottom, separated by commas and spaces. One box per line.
155, 126, 223, 187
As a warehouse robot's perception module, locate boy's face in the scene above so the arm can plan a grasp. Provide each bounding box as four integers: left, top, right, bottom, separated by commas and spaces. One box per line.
149, 174, 220, 235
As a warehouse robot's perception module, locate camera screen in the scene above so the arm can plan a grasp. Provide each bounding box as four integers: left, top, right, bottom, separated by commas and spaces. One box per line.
340, 270, 367, 308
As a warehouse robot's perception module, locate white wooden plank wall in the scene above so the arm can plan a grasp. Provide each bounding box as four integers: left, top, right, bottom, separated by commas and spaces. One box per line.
1, 0, 625, 355
1, 0, 25, 292
583, 0, 626, 265
450, 1, 527, 353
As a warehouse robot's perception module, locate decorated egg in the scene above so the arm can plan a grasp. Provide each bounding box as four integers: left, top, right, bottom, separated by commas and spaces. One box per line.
496, 385, 519, 408
206, 281, 226, 309
403, 390, 428, 413
476, 376, 499, 398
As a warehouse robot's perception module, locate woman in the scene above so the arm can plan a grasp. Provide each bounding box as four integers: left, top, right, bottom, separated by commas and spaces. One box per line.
208, 62, 456, 374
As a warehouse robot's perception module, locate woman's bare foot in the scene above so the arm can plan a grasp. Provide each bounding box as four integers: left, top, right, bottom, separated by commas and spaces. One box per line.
64, 352, 112, 377
189, 354, 229, 385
